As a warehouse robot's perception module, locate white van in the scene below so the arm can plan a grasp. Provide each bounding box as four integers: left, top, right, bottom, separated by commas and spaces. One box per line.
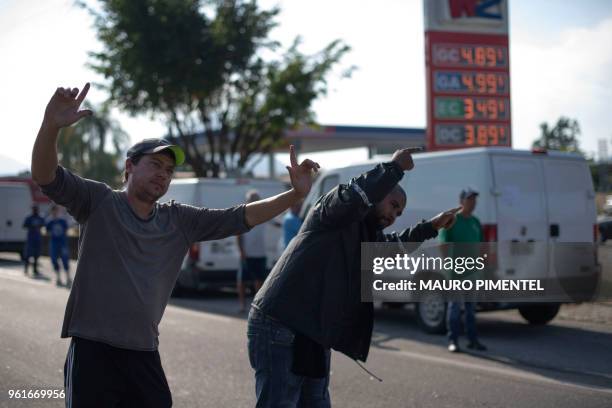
300, 147, 598, 333
0, 182, 34, 254
161, 177, 289, 293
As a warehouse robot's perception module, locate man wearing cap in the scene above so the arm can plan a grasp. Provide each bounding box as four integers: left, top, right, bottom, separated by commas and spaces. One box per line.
31, 83, 319, 407
439, 187, 487, 353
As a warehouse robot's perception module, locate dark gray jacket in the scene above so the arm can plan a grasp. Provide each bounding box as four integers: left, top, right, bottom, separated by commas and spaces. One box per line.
252, 161, 437, 361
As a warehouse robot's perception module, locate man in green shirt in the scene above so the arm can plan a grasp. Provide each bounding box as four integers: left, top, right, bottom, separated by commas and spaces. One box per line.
439, 187, 487, 353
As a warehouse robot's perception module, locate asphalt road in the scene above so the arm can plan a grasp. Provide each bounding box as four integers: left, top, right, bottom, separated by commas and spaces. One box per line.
1, 255, 611, 407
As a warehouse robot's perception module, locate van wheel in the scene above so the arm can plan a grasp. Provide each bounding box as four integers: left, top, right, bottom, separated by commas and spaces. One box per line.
518, 304, 560, 325
415, 293, 447, 334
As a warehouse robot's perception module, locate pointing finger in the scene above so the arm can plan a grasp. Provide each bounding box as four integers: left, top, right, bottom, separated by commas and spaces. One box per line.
289, 145, 298, 168
76, 82, 90, 104
449, 206, 463, 214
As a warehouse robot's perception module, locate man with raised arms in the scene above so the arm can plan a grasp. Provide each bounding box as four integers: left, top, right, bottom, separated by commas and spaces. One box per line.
31, 83, 319, 407
248, 147, 461, 407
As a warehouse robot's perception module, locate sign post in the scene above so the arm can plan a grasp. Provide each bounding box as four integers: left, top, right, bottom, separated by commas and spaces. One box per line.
424, 0, 511, 151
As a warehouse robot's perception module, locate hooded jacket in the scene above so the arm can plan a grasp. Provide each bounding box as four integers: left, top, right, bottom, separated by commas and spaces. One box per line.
252, 161, 438, 361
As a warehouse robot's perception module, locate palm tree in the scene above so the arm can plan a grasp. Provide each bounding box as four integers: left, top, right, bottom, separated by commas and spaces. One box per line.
58, 101, 129, 187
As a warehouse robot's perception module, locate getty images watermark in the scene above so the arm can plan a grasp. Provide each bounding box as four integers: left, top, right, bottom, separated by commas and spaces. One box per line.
371, 252, 543, 292
360, 242, 608, 303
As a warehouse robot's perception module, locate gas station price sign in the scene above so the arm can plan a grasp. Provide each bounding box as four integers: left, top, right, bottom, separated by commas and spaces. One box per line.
435, 123, 510, 146
424, 0, 511, 150
434, 96, 509, 120
432, 44, 508, 68
433, 71, 509, 94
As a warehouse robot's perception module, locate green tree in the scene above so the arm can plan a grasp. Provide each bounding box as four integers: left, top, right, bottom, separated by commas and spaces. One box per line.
58, 101, 129, 187
81, 0, 352, 177
532, 117, 583, 154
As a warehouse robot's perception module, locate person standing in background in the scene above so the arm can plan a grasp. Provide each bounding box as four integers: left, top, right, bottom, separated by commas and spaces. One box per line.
282, 199, 303, 247
46, 205, 72, 287
237, 190, 268, 313
439, 187, 487, 353
23, 205, 45, 277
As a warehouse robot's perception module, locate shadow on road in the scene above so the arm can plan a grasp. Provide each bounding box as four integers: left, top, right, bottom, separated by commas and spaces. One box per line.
0, 255, 53, 282
8, 252, 607, 394
168, 288, 249, 321
170, 293, 612, 391
0, 255, 25, 267
370, 306, 612, 391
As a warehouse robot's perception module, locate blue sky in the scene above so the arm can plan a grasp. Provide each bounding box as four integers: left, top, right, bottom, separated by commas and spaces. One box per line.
1, 0, 611, 174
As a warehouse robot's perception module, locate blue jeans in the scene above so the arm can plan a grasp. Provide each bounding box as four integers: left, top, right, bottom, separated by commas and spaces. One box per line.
247, 307, 331, 408
447, 301, 478, 343
24, 237, 41, 260
50, 238, 70, 272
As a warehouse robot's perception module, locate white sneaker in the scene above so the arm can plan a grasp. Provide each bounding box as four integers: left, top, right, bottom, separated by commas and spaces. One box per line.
448, 342, 460, 353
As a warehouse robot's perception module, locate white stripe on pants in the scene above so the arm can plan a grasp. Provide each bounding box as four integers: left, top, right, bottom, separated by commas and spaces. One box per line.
65, 340, 75, 408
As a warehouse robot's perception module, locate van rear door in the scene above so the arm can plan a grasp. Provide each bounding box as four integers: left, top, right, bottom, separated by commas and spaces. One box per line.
491, 155, 549, 280
542, 157, 595, 242
2, 184, 31, 243
0, 187, 6, 242
542, 157, 597, 285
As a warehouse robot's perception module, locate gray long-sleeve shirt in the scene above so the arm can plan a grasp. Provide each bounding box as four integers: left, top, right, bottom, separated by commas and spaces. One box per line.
41, 166, 250, 350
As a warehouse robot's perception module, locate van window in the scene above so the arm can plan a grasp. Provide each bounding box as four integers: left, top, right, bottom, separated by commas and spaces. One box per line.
320, 175, 340, 197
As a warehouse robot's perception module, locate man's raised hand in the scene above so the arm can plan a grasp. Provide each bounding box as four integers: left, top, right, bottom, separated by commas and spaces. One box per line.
430, 206, 463, 230
391, 147, 422, 171
43, 83, 93, 130
286, 145, 320, 198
